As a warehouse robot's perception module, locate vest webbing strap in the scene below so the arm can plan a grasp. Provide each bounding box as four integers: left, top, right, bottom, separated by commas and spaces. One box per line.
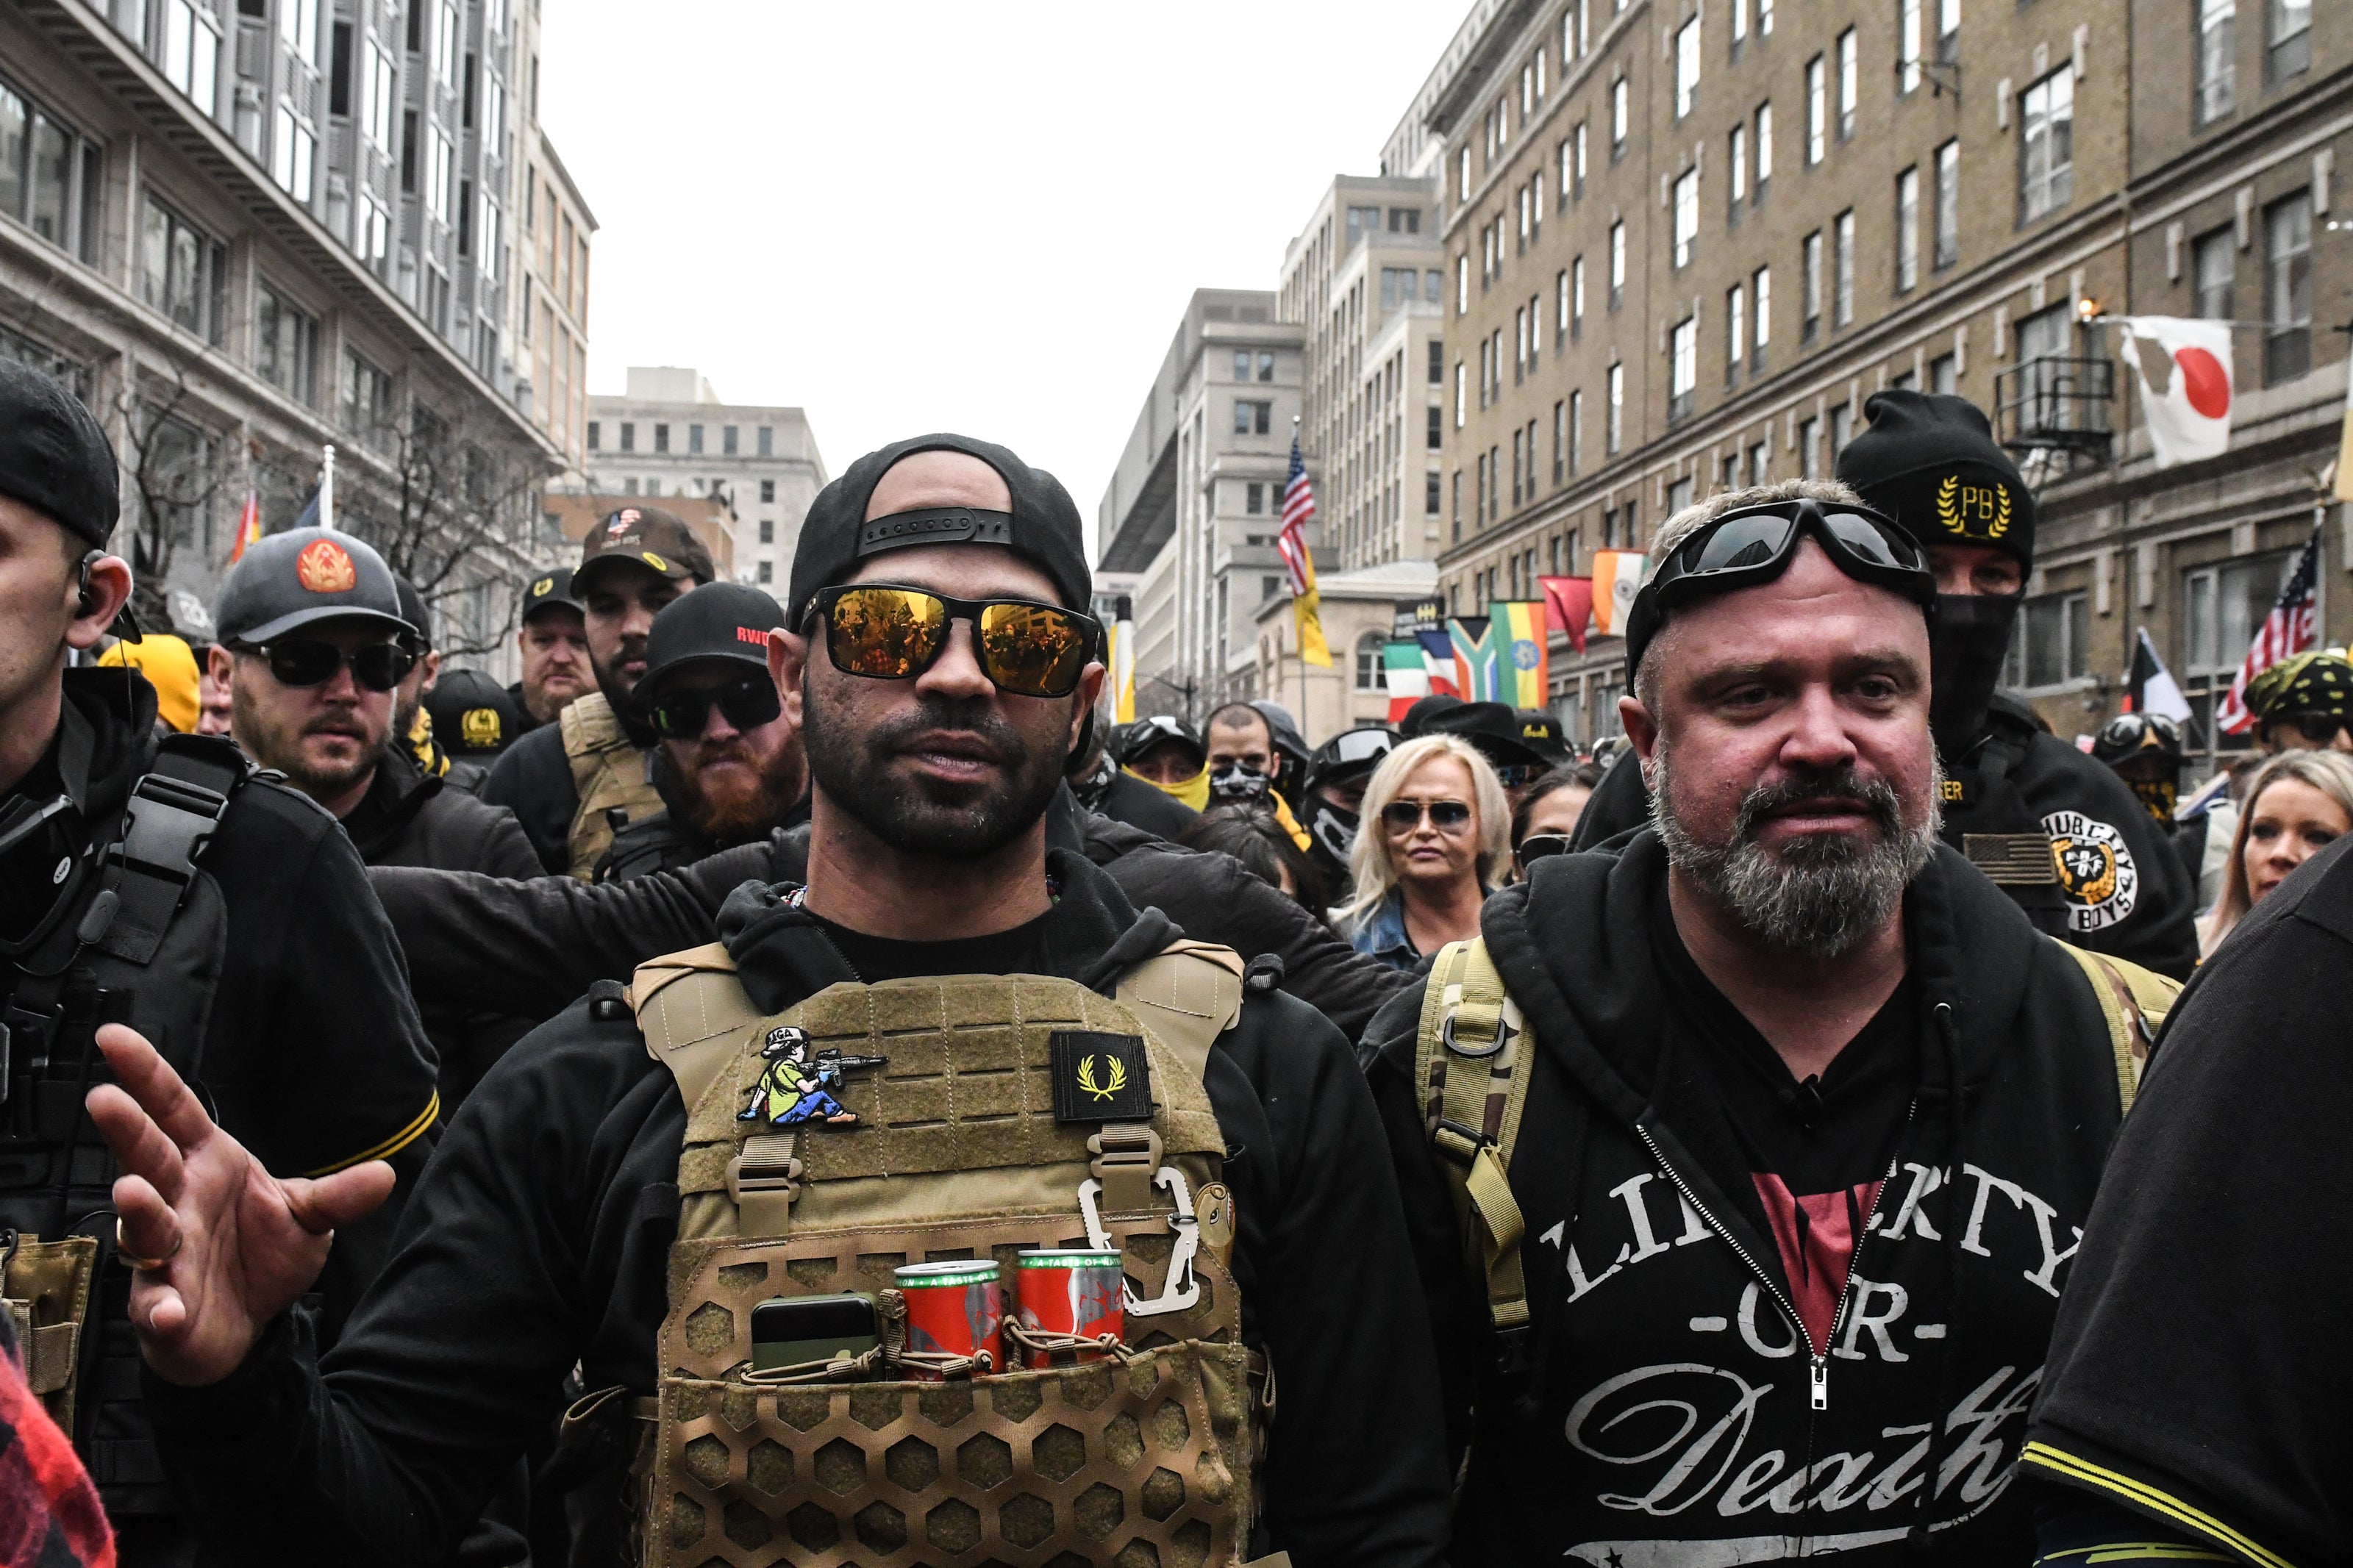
1414, 939, 1533, 1334
2056, 941, 2179, 1114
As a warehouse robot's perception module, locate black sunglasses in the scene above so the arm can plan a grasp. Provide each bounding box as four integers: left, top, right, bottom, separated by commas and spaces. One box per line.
1624, 499, 1936, 686
806, 584, 1099, 699
1515, 832, 1574, 866
2275, 711, 2349, 743
1491, 762, 1543, 790
237, 637, 414, 692
649, 673, 783, 739
1382, 799, 1474, 831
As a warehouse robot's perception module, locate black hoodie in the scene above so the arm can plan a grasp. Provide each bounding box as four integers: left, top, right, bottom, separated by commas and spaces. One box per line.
1363, 830, 2132, 1566
143, 850, 1452, 1567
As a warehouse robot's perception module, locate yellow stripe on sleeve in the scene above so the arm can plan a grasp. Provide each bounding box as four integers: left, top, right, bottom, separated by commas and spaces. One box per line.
2021, 1442, 2297, 1568
304, 1092, 440, 1177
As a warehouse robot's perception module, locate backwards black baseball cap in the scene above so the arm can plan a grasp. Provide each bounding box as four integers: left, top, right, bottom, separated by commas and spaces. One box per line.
394, 575, 433, 654
639, 581, 788, 696
1836, 391, 2036, 570
520, 565, 582, 623
213, 526, 411, 645
574, 505, 717, 595
0, 358, 119, 548
790, 434, 1090, 619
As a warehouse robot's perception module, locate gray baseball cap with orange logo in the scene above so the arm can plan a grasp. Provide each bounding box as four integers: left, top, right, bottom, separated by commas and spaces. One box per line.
574, 505, 716, 595
212, 526, 413, 645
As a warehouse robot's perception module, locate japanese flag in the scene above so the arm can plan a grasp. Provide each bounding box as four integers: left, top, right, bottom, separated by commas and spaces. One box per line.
2118, 316, 2233, 469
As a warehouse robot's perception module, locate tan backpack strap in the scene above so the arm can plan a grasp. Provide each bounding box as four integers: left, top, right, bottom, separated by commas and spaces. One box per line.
629, 942, 760, 1118
2057, 942, 2181, 1114
1414, 939, 1533, 1334
557, 692, 616, 800
1113, 939, 1245, 1084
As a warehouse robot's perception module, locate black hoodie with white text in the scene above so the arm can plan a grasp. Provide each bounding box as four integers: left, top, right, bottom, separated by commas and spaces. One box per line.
1363, 829, 2134, 1567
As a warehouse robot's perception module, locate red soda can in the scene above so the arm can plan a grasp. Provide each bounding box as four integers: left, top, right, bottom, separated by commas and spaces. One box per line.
892, 1261, 1001, 1376
1015, 1248, 1125, 1367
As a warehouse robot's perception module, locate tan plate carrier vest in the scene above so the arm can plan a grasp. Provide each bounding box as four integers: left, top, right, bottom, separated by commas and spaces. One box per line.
621, 936, 1279, 1568
1410, 936, 2178, 1345
562, 691, 664, 880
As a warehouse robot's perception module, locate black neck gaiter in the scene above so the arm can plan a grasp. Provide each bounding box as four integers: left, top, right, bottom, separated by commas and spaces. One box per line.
1929, 593, 2021, 760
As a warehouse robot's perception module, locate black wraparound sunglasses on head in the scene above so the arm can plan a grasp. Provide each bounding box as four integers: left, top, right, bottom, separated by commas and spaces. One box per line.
804, 584, 1099, 699
235, 638, 415, 692
649, 673, 784, 739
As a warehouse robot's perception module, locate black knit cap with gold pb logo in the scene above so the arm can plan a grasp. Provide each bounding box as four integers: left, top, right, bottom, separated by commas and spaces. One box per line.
1836, 390, 2036, 570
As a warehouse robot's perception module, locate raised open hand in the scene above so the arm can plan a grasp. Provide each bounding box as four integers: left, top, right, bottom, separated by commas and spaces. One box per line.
84, 1023, 397, 1387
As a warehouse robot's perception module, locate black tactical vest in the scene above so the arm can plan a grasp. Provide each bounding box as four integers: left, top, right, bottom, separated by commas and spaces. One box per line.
1, 732, 251, 1516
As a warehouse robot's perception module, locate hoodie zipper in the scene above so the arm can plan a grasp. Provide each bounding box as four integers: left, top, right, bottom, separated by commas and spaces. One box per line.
1632, 1097, 1914, 1413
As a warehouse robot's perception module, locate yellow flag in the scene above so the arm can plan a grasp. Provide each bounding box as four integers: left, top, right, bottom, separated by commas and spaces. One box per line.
1295, 584, 1332, 668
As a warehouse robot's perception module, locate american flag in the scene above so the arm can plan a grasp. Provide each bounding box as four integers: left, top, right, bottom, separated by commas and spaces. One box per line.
2216, 528, 2323, 734
1277, 437, 1315, 597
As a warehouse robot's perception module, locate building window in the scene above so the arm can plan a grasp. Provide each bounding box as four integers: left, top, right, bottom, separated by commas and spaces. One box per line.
0, 78, 101, 264
1233, 349, 1251, 382
1609, 221, 1627, 308
751, 560, 770, 585
1748, 440, 1770, 483
1899, 0, 1922, 92
1612, 77, 1629, 154
760, 478, 775, 504
1729, 123, 1748, 214
1802, 229, 1824, 341
2182, 551, 2295, 740
1454, 361, 1466, 428
1938, 0, 1959, 59
339, 347, 393, 446
1755, 102, 1774, 198
619, 421, 635, 453
1427, 471, 1442, 515
1354, 631, 1388, 692
1837, 27, 1858, 139
2268, 0, 2311, 84
757, 518, 774, 545
2019, 69, 2074, 222
164, 0, 221, 104
688, 423, 704, 455
1427, 405, 1443, 451
1574, 121, 1588, 195
2196, 0, 2236, 123
2193, 224, 2235, 319
759, 426, 774, 457
426, 126, 454, 223
1511, 427, 1524, 506
1930, 353, 1957, 393
1667, 476, 1695, 520
587, 421, 601, 451
1670, 317, 1698, 420
1673, 169, 1699, 268
1675, 17, 1701, 118
654, 423, 670, 454
1834, 210, 1857, 326
271, 105, 315, 200
1568, 388, 1584, 475
254, 281, 318, 404
2264, 189, 2312, 383
1572, 256, 1588, 336
1726, 282, 1747, 383
1830, 400, 1854, 464
138, 195, 225, 343
1245, 482, 1265, 515
2003, 591, 2090, 689
1806, 54, 1827, 163
1896, 167, 1920, 292
1752, 265, 1771, 367
1258, 351, 1275, 382
1934, 139, 1960, 268
1346, 204, 1382, 246
1799, 415, 1821, 477
1607, 362, 1625, 452
724, 425, 740, 456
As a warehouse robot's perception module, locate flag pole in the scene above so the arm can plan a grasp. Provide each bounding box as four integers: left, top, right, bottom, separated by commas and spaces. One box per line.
319, 443, 337, 531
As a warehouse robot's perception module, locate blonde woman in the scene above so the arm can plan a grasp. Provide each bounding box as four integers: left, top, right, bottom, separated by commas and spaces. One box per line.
1343, 734, 1511, 970
2199, 748, 2353, 957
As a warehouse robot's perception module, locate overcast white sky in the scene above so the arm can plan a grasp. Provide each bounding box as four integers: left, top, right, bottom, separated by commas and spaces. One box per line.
538, 1, 1470, 548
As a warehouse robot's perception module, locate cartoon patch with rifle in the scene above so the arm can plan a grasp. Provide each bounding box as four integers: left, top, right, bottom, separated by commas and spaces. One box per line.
739, 1025, 888, 1128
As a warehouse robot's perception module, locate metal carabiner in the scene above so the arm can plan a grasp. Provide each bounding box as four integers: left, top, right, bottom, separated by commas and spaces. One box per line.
1076, 1164, 1203, 1320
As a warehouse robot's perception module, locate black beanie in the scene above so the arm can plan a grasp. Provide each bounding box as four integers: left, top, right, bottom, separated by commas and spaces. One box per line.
1835, 391, 2035, 569
789, 433, 1090, 619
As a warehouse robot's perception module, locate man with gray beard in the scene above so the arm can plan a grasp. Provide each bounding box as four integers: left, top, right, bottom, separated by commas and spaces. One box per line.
1363, 479, 2179, 1568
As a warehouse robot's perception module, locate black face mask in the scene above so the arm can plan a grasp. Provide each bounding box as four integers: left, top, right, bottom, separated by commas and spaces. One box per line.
1929, 593, 2021, 759
1308, 799, 1359, 868
1209, 762, 1274, 802
2129, 776, 2179, 824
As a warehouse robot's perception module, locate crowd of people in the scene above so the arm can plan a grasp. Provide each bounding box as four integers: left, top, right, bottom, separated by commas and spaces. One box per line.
1, 354, 2348, 1568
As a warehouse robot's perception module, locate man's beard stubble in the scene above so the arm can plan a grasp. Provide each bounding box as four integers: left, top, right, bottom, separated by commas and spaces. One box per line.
801, 687, 1068, 861
1650, 745, 1940, 958
230, 683, 379, 801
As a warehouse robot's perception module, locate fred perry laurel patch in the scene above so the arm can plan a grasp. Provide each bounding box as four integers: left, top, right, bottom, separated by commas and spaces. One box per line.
1049, 1030, 1154, 1124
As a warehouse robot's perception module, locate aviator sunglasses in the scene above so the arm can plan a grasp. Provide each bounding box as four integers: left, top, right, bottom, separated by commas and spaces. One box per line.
805, 584, 1099, 699
649, 673, 784, 739
1382, 799, 1474, 831
235, 637, 415, 692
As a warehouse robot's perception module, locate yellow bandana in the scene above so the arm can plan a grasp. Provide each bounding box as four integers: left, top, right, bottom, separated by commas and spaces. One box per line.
1127, 765, 1210, 812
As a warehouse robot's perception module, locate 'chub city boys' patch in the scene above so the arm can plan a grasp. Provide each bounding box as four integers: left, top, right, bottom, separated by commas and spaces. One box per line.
2043, 809, 2138, 932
